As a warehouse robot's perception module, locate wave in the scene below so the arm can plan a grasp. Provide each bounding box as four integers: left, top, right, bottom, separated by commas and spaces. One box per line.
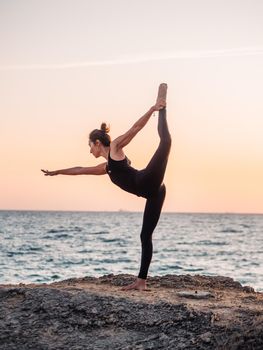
89, 231, 109, 235
196, 240, 228, 246
159, 265, 183, 271
62, 259, 86, 265
185, 267, 204, 272
7, 251, 25, 256
220, 228, 243, 233
6, 246, 44, 256
28, 247, 44, 251
47, 227, 82, 234
99, 238, 126, 244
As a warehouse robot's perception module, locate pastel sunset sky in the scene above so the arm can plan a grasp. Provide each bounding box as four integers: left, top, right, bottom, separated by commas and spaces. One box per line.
1, 0, 263, 213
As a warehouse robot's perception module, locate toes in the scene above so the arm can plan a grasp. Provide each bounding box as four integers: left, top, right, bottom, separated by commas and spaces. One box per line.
121, 282, 146, 291
121, 284, 136, 291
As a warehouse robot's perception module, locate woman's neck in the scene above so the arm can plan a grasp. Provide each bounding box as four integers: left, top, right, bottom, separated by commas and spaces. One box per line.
100, 146, 110, 160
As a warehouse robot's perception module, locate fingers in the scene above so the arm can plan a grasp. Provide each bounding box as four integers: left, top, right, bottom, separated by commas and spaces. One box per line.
159, 100, 166, 108
154, 102, 166, 111
41, 169, 51, 176
154, 99, 166, 109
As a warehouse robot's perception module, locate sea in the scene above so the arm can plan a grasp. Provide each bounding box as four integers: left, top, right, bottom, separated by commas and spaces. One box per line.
0, 211, 262, 292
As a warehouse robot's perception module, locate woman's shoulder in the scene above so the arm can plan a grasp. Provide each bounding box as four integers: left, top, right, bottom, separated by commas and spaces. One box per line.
109, 143, 126, 161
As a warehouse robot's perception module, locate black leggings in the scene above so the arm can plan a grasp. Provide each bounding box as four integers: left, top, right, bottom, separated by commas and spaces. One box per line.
137, 108, 171, 279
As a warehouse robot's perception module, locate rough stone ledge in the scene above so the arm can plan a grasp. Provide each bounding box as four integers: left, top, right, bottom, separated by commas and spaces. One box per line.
0, 274, 262, 350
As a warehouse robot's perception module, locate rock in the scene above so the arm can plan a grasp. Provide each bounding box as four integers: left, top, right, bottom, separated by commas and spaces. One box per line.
0, 274, 262, 350
243, 285, 255, 293
177, 290, 214, 299
200, 331, 212, 343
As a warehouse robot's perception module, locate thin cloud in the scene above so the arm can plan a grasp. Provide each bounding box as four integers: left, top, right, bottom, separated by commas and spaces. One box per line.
1, 46, 263, 71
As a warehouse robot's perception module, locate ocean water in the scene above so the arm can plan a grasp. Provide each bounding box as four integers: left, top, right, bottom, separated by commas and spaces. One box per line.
0, 211, 262, 291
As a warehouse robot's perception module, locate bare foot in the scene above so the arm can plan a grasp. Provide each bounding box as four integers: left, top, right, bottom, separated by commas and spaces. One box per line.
121, 278, 146, 291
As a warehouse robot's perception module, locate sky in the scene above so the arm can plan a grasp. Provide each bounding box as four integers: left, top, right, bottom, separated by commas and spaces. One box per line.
0, 0, 263, 213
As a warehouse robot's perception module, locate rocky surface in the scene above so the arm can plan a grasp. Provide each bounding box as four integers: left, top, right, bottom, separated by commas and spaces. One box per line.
0, 274, 262, 349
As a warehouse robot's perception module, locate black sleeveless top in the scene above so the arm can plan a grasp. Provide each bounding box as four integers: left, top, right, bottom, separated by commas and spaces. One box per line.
106, 154, 139, 196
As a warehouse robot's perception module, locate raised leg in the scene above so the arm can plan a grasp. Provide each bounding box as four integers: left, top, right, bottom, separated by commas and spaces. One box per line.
136, 108, 171, 197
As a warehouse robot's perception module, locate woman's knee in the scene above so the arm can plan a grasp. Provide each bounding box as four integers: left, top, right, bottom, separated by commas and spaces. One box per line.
140, 232, 152, 246
160, 133, 172, 155
163, 133, 172, 150
159, 183, 166, 200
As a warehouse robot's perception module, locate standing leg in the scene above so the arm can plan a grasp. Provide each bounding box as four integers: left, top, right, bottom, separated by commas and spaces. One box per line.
138, 184, 166, 279
122, 185, 166, 290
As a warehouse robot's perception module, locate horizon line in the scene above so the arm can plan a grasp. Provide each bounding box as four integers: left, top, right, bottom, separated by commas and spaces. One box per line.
1, 46, 263, 71
0, 209, 262, 215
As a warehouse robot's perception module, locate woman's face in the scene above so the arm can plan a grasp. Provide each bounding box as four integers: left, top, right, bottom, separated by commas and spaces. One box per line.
89, 140, 100, 158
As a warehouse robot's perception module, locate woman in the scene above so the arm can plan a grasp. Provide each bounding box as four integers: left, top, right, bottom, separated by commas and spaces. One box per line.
42, 85, 171, 291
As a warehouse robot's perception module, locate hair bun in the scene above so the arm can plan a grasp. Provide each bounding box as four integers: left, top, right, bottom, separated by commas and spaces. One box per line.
100, 122, 110, 134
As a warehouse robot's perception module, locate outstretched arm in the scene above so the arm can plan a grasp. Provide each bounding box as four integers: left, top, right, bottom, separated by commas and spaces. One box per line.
112, 100, 166, 151
41, 162, 107, 176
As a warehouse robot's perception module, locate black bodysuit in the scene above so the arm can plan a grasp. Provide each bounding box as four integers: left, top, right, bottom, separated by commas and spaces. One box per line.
106, 108, 171, 279
106, 156, 139, 196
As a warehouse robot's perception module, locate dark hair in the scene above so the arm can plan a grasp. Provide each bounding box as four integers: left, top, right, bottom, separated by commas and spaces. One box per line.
89, 122, 111, 146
